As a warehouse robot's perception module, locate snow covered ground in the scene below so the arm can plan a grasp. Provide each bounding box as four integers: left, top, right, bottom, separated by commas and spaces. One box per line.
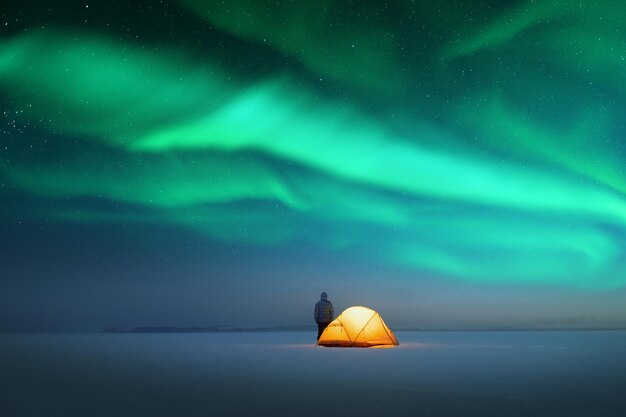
1, 331, 625, 416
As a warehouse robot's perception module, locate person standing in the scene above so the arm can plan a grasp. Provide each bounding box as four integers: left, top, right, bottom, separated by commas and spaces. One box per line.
314, 292, 334, 340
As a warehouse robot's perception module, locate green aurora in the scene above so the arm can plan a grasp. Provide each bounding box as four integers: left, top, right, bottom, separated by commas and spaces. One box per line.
2, 0, 626, 289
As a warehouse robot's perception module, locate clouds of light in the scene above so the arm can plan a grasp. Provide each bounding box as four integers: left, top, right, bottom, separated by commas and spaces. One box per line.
441, 0, 626, 93
179, 0, 401, 89
2, 15, 626, 289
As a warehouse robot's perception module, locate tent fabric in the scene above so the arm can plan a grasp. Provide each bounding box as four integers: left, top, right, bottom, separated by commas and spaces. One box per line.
317, 306, 399, 347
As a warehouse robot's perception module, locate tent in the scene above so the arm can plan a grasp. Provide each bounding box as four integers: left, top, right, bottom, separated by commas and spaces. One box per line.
317, 306, 399, 347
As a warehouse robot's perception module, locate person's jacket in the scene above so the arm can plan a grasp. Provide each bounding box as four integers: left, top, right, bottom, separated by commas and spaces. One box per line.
314, 294, 334, 323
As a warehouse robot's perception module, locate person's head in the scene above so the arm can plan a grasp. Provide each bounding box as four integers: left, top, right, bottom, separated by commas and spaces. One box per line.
320, 292, 327, 301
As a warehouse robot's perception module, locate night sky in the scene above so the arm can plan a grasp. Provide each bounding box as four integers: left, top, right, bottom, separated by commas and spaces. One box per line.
2, 0, 626, 331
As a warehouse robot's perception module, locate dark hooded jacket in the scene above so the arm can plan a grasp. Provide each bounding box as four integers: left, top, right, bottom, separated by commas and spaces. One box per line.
314, 292, 334, 323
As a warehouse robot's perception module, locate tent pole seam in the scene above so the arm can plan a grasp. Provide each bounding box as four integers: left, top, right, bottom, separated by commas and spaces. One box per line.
379, 317, 397, 345
351, 312, 377, 345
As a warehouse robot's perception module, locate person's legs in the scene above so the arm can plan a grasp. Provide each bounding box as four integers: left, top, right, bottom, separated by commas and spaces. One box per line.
317, 322, 331, 340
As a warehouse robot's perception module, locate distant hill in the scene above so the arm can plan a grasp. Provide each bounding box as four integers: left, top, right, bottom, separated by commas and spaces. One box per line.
101, 325, 317, 333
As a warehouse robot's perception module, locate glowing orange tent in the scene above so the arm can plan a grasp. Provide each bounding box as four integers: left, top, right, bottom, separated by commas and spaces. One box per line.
317, 306, 399, 347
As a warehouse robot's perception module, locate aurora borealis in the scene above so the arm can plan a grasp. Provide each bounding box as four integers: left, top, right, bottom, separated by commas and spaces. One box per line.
2, 0, 626, 329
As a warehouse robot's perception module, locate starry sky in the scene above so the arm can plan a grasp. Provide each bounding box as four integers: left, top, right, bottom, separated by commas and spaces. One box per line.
2, 0, 626, 330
